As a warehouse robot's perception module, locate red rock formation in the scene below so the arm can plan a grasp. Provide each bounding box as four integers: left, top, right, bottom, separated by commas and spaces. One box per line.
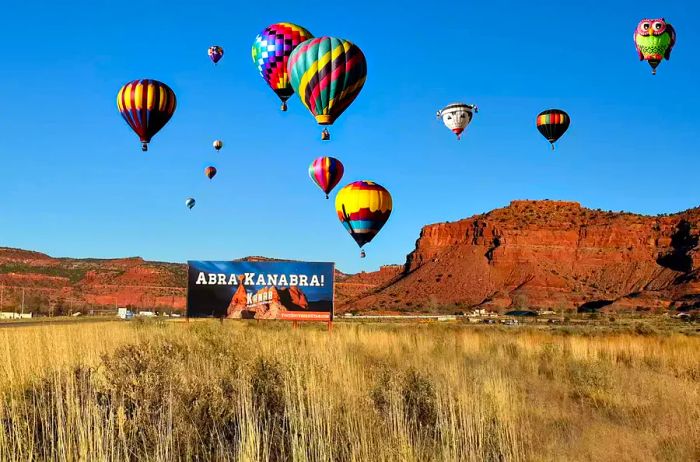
340, 200, 700, 313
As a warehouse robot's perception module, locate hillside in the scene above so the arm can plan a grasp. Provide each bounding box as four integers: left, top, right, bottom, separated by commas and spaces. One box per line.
338, 200, 700, 313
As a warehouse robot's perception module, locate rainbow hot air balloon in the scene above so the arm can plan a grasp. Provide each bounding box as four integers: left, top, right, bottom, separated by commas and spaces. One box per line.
117, 79, 177, 151
437, 103, 478, 140
205, 166, 217, 179
335, 181, 392, 258
186, 198, 196, 209
288, 37, 367, 140
213, 140, 223, 151
309, 156, 344, 199
634, 19, 676, 75
208, 46, 224, 65
252, 23, 313, 111
536, 109, 570, 150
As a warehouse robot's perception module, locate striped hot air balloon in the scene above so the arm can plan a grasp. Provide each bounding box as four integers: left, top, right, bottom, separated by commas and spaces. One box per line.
117, 79, 177, 151
536, 109, 570, 150
186, 198, 196, 209
335, 181, 392, 258
288, 37, 367, 140
309, 156, 344, 199
252, 23, 313, 111
205, 166, 217, 179
213, 140, 223, 151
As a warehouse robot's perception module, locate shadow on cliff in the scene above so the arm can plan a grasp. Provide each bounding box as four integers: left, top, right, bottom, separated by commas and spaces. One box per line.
656, 220, 698, 273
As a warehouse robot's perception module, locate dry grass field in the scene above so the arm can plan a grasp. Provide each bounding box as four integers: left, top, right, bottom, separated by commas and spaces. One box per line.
0, 319, 697, 461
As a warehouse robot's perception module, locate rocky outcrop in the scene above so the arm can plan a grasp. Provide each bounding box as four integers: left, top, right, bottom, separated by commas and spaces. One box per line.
340, 200, 700, 313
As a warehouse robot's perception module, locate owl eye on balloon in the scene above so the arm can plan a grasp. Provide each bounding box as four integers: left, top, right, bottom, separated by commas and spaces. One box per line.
634, 18, 676, 75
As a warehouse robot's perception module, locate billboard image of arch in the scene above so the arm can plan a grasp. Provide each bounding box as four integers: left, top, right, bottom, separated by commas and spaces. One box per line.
187, 261, 334, 321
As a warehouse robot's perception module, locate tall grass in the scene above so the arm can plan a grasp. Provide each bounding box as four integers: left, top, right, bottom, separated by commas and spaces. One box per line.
0, 321, 697, 461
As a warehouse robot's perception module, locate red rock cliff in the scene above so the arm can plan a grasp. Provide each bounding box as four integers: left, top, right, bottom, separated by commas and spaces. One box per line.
341, 200, 700, 312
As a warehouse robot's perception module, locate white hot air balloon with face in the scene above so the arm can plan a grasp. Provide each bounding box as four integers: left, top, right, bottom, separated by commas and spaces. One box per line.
437, 103, 478, 140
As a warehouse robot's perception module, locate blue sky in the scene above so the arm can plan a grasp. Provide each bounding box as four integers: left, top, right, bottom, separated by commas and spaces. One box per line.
0, 1, 697, 274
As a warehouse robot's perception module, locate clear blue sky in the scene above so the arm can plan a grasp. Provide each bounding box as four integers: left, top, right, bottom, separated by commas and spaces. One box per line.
0, 1, 697, 274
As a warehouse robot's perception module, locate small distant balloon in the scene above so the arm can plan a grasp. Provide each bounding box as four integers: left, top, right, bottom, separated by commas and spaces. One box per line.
208, 46, 224, 65
186, 198, 196, 209
309, 156, 344, 199
436, 103, 478, 140
213, 140, 223, 151
634, 19, 676, 75
536, 109, 570, 150
205, 166, 217, 179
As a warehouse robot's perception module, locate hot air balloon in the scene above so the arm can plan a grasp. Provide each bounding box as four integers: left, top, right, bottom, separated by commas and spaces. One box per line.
309, 157, 344, 199
536, 109, 570, 150
213, 140, 223, 151
186, 198, 196, 209
117, 79, 177, 151
288, 37, 367, 140
208, 46, 224, 65
205, 166, 217, 179
634, 19, 676, 75
252, 23, 313, 111
437, 103, 478, 140
335, 181, 392, 258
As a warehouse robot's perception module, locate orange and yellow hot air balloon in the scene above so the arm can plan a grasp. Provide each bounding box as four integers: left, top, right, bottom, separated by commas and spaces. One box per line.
117, 79, 177, 151
335, 181, 392, 258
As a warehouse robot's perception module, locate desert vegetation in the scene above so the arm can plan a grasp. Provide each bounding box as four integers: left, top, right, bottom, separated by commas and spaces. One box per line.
0, 320, 697, 461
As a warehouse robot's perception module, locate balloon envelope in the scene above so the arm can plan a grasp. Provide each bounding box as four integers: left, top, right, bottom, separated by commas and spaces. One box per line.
213, 140, 223, 151
252, 23, 313, 107
309, 157, 344, 198
437, 103, 477, 140
186, 198, 195, 209
208, 46, 224, 64
205, 166, 217, 179
634, 19, 676, 74
288, 37, 367, 126
536, 109, 570, 148
335, 181, 392, 249
117, 79, 177, 151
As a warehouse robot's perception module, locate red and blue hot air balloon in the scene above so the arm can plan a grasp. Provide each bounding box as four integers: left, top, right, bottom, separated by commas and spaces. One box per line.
117, 79, 177, 151
309, 156, 344, 199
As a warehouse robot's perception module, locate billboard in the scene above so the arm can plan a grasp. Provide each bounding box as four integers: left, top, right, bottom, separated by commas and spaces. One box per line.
187, 261, 334, 320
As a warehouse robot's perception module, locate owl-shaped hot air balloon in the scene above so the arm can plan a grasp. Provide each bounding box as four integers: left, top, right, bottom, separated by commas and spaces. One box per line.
208, 46, 224, 65
335, 181, 392, 258
634, 18, 676, 75
252, 23, 313, 111
437, 103, 478, 140
288, 37, 367, 140
536, 109, 570, 151
117, 79, 177, 151
309, 157, 344, 199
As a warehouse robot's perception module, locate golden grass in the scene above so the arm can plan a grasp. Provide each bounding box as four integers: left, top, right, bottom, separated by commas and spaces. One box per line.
0, 320, 697, 461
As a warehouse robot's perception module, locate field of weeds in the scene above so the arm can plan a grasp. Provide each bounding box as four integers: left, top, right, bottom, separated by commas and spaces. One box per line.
0, 319, 697, 461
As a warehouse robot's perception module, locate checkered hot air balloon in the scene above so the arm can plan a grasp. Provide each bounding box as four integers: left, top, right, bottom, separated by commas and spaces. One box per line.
252, 23, 313, 111
536, 109, 570, 151
288, 37, 367, 140
117, 79, 177, 152
335, 181, 392, 258
208, 46, 224, 65
309, 157, 344, 199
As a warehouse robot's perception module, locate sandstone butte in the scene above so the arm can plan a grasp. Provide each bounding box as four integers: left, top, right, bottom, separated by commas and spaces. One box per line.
0, 200, 698, 314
